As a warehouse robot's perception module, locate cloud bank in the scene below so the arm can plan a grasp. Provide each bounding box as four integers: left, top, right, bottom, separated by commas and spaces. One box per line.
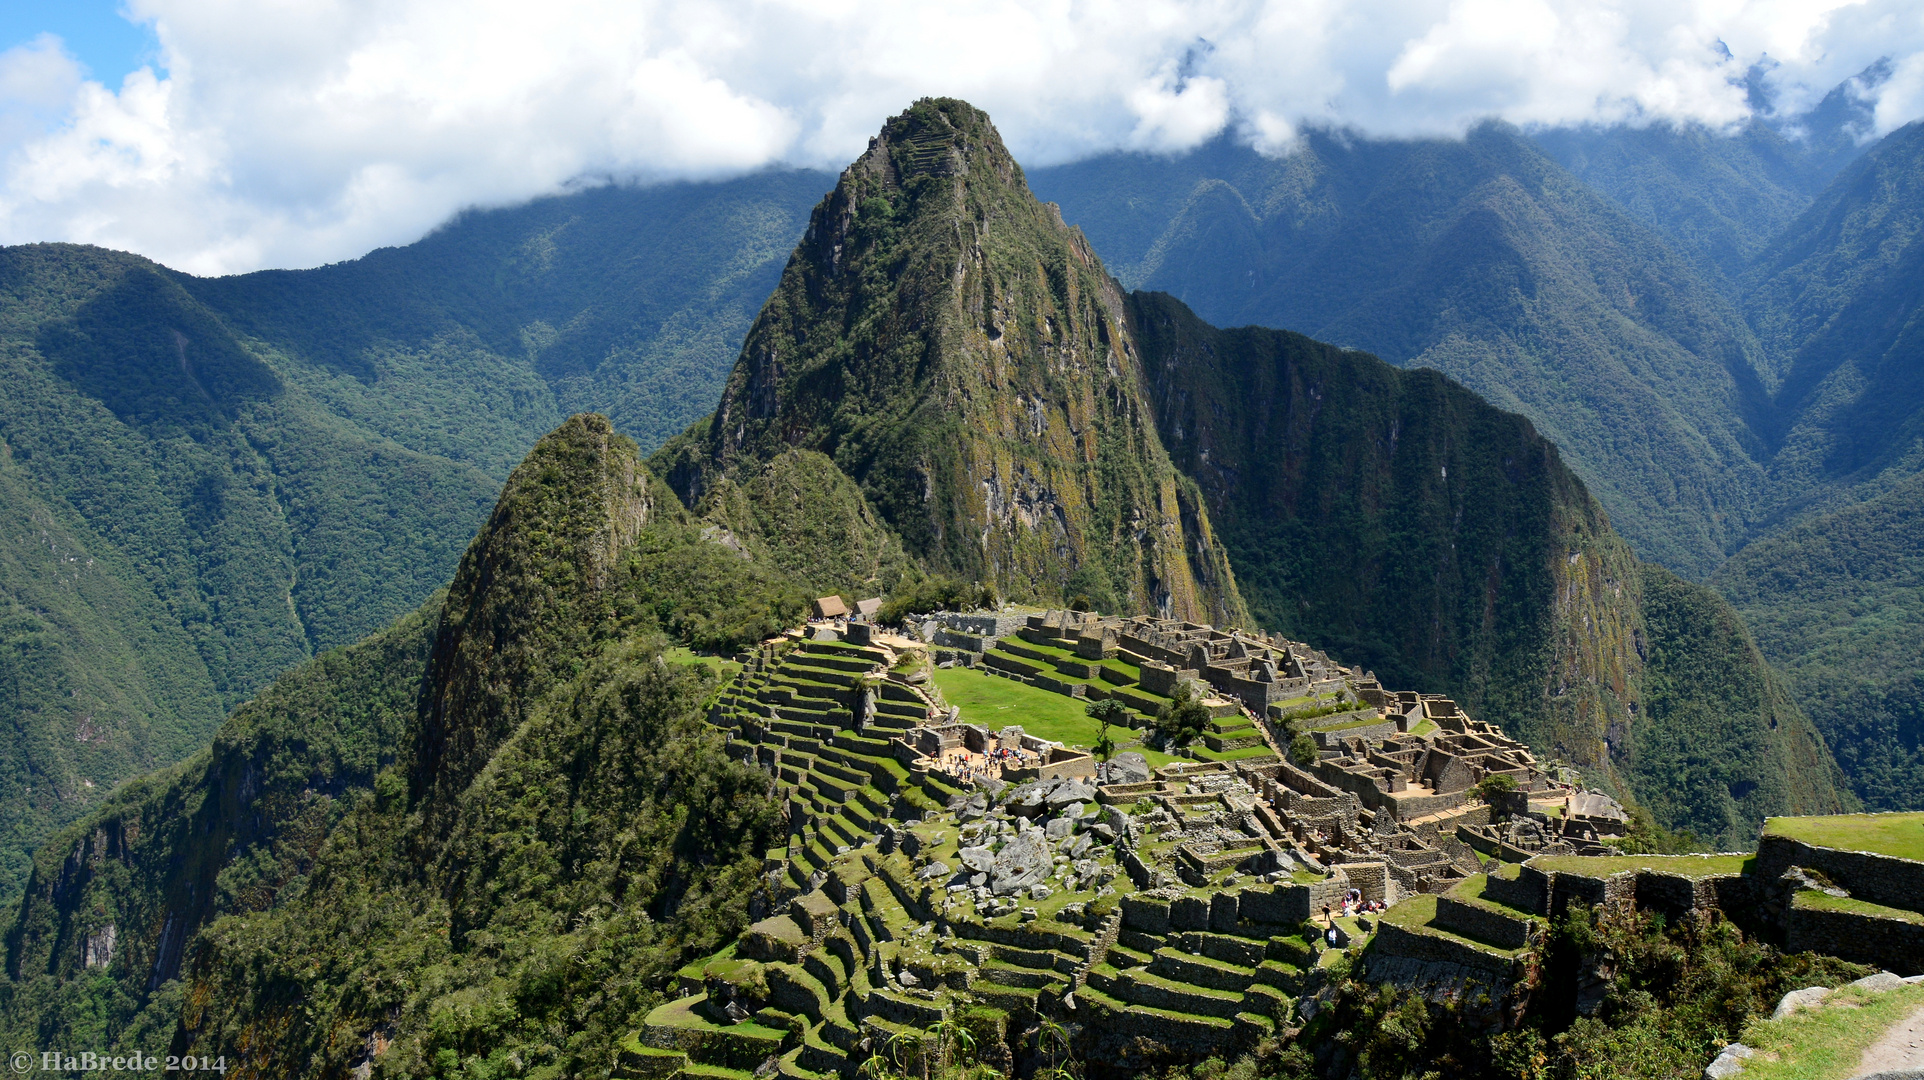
2, 0, 1920, 275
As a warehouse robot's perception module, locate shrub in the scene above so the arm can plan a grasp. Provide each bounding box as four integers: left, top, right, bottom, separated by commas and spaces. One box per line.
1155, 681, 1210, 746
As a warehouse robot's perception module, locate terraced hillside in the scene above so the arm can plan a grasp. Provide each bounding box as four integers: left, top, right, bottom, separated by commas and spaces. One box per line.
647, 604, 1612, 1077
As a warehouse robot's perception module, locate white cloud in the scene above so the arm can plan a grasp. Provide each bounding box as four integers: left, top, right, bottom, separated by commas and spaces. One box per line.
1, 0, 1921, 274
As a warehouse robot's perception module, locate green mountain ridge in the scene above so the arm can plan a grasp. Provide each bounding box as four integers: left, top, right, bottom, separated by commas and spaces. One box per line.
0, 100, 1855, 1065
653, 99, 1839, 842
1031, 113, 1924, 813
1, 415, 803, 1064
1128, 292, 1842, 843
1031, 126, 1774, 579
0, 175, 831, 906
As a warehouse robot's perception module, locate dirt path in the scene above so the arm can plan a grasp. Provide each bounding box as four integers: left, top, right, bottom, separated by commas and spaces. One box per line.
1858, 1004, 1924, 1075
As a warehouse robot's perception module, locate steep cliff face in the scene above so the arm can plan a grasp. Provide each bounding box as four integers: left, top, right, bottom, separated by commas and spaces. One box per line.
1, 595, 438, 1045
1128, 292, 1843, 844
656, 99, 1246, 626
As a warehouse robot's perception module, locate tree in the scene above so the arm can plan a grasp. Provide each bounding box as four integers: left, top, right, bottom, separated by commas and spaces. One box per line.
1085, 698, 1127, 760
1290, 730, 1319, 767
1472, 774, 1519, 806
879, 573, 996, 625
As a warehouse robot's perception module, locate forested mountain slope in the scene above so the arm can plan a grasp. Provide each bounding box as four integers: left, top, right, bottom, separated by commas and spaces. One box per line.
1031, 127, 1773, 578
1, 415, 804, 1064
0, 247, 498, 905
1034, 110, 1924, 814
0, 174, 830, 906
1709, 121, 1924, 811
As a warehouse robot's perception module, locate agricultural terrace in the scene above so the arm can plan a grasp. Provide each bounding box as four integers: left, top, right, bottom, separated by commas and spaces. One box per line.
1764, 812, 1924, 862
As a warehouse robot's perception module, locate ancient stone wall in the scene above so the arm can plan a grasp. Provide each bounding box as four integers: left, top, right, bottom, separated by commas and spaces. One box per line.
1432, 897, 1531, 950
1549, 870, 1637, 916
1785, 905, 1924, 977
1483, 867, 1551, 916
1334, 862, 1393, 904
1756, 836, 1924, 914
1369, 920, 1521, 980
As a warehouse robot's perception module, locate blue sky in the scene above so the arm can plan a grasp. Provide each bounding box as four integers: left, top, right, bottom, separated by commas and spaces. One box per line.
2, 1, 155, 87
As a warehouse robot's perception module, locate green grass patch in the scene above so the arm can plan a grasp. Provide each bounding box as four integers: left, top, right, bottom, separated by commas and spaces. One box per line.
1794, 889, 1924, 923
645, 995, 787, 1040
930, 665, 1178, 765
1764, 812, 1924, 862
1377, 894, 1527, 957
1192, 744, 1279, 763
1528, 853, 1755, 878
1735, 983, 1924, 1080
665, 646, 744, 681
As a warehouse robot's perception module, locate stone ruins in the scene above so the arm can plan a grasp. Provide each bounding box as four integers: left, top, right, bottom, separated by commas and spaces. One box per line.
622, 607, 1658, 1077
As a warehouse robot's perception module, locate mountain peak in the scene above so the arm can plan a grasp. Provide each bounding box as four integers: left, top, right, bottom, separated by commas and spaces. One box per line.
858, 97, 1024, 189
656, 101, 1247, 625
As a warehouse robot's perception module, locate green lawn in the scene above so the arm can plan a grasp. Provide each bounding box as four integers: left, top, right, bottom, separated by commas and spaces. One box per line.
931, 666, 1177, 766
1764, 812, 1924, 862
1528, 853, 1755, 878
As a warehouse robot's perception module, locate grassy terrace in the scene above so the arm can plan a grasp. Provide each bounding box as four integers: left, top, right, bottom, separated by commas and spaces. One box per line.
1736, 983, 1924, 1080
1794, 889, 1924, 923
931, 666, 1179, 766
1764, 812, 1924, 862
1448, 873, 1542, 919
1379, 895, 1529, 957
645, 994, 787, 1041
1528, 853, 1755, 878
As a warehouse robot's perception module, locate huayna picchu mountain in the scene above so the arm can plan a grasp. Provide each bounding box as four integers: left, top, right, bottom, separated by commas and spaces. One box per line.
0, 100, 1857, 1072
653, 100, 1248, 629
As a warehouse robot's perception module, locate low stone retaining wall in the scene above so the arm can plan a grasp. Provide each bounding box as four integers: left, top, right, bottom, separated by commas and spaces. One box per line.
1785, 904, 1924, 977
1432, 897, 1531, 950
1482, 866, 1551, 916
1757, 834, 1924, 914
1369, 921, 1521, 981
642, 1010, 786, 1068
1549, 868, 1638, 915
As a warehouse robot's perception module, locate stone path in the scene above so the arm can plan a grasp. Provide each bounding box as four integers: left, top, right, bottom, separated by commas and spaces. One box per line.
1858, 1004, 1924, 1076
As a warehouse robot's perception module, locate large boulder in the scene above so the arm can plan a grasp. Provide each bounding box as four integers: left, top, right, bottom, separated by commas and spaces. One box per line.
958, 845, 996, 874
991, 832, 1051, 895
1106, 753, 1152, 784
1046, 780, 1098, 806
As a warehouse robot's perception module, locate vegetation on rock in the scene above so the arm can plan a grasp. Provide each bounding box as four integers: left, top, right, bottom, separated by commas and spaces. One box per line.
654, 99, 1248, 626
